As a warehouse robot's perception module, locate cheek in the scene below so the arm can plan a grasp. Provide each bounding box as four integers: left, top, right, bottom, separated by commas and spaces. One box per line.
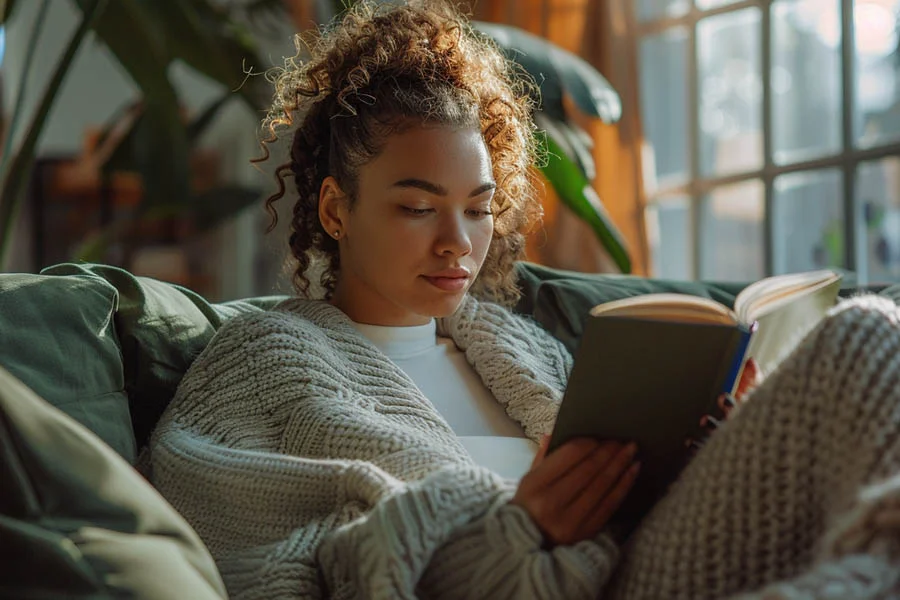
472, 220, 494, 259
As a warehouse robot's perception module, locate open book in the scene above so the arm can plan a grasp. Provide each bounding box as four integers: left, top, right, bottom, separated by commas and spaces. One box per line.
547, 270, 842, 531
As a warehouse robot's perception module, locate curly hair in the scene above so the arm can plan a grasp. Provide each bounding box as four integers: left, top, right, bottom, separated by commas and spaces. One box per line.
256, 0, 542, 306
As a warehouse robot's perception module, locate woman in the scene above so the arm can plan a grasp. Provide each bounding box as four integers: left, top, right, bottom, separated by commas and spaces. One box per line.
149, 1, 900, 598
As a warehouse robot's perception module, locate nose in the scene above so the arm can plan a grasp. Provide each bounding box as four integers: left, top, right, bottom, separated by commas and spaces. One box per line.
434, 211, 472, 257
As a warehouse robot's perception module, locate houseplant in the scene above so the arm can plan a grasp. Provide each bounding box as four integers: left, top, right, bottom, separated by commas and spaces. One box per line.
0, 0, 631, 273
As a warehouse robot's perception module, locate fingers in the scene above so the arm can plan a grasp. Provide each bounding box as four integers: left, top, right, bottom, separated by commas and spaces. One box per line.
554, 441, 633, 509
520, 437, 607, 493
735, 358, 761, 401
513, 437, 641, 547
563, 443, 636, 525
579, 461, 641, 537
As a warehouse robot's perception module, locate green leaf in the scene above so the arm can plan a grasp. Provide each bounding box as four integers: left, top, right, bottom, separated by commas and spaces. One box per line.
534, 112, 595, 181
71, 0, 191, 211
154, 0, 269, 111
131, 97, 191, 210
187, 92, 235, 144
191, 185, 261, 231
537, 133, 631, 273
473, 21, 621, 124
0, 0, 18, 24
1, 0, 50, 167
0, 0, 106, 266
72, 0, 172, 95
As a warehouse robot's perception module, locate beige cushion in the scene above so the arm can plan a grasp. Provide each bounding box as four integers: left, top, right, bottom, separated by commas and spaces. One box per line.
0, 365, 226, 599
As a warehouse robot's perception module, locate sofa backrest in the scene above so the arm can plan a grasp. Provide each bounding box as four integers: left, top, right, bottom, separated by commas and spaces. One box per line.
3, 260, 887, 464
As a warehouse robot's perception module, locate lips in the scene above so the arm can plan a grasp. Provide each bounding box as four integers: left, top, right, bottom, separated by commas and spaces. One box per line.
422, 267, 471, 292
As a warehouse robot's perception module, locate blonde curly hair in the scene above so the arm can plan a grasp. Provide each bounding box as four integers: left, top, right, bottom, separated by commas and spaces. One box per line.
256, 0, 542, 306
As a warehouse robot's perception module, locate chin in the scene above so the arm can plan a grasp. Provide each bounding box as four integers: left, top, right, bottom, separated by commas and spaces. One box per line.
413, 292, 468, 319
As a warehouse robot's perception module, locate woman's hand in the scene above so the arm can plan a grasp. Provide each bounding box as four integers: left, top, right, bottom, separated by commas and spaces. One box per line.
510, 437, 640, 548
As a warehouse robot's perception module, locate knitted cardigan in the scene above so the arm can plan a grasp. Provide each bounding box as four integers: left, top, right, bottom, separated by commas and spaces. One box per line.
149, 294, 900, 599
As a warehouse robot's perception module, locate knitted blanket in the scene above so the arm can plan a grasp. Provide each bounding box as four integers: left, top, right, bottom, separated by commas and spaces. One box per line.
149, 294, 900, 599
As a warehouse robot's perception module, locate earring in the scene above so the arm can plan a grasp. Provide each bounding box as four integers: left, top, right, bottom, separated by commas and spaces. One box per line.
333, 230, 341, 239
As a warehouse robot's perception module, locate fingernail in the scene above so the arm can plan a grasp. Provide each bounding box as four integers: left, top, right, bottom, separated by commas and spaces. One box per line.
625, 443, 638, 458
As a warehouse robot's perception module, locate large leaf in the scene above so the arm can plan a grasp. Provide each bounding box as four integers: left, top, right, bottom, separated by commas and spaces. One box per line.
1, 0, 50, 164
71, 0, 190, 211
96, 92, 233, 180
473, 21, 621, 125
534, 112, 595, 181
191, 185, 262, 232
154, 0, 270, 111
538, 133, 631, 273
187, 92, 236, 144
0, 0, 18, 24
0, 0, 106, 266
131, 97, 191, 210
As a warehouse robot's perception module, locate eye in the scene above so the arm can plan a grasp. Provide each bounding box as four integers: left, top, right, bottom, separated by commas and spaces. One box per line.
401, 206, 434, 216
466, 208, 493, 219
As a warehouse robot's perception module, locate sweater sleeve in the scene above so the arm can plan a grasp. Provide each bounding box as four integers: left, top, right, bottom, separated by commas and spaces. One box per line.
154, 426, 619, 599
317, 474, 620, 600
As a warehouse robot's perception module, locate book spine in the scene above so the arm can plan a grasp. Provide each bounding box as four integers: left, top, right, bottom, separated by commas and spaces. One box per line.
721, 322, 756, 397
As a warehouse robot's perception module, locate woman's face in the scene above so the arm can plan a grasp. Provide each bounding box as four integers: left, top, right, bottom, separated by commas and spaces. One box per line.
322, 125, 495, 326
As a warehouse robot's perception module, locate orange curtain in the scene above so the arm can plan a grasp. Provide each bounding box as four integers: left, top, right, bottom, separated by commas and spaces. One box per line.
474, 0, 649, 275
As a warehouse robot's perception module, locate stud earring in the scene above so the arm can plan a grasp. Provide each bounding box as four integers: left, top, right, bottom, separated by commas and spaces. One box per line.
333, 230, 341, 238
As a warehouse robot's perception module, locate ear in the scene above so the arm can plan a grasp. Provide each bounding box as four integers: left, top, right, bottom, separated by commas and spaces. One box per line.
318, 176, 348, 240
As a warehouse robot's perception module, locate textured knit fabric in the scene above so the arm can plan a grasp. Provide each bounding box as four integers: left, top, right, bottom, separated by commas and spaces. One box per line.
605, 295, 900, 600
150, 294, 900, 599
150, 295, 616, 599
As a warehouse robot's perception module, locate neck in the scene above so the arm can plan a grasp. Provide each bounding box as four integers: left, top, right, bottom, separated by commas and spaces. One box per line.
330, 280, 430, 327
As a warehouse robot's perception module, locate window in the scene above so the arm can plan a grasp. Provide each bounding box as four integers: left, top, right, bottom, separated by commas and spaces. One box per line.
632, 0, 900, 284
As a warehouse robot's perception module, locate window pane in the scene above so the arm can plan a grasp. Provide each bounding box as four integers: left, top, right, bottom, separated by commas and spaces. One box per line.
697, 0, 743, 9
771, 0, 842, 164
636, 0, 691, 22
698, 9, 764, 177
700, 180, 765, 280
772, 169, 845, 275
857, 158, 900, 282
640, 29, 690, 187
855, 0, 900, 147
646, 196, 693, 279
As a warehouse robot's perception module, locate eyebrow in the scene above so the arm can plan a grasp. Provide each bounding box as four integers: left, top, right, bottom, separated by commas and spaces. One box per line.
391, 178, 496, 198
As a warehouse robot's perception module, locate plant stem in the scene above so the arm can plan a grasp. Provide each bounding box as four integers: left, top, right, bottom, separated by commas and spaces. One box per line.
0, 0, 107, 270
0, 0, 50, 169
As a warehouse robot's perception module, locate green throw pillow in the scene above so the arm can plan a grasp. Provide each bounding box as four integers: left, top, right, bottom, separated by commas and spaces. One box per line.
0, 364, 226, 599
0, 271, 135, 462
41, 263, 286, 452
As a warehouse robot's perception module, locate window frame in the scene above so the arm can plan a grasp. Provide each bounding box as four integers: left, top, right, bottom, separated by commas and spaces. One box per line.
627, 0, 900, 282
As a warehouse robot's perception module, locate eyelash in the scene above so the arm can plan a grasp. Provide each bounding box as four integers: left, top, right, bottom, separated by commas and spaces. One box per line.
401, 207, 493, 218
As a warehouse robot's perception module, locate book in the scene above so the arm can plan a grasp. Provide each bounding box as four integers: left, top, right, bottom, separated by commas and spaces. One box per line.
547, 270, 843, 532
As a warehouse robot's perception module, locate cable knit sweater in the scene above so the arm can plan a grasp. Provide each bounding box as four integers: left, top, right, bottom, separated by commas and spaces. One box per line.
149, 294, 900, 599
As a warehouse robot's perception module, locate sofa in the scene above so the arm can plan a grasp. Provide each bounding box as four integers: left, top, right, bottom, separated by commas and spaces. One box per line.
0, 260, 892, 598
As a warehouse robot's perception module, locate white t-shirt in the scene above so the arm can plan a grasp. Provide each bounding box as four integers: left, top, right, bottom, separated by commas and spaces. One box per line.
352, 319, 538, 480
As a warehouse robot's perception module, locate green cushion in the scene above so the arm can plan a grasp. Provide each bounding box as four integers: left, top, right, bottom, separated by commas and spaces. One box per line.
41, 263, 287, 452
514, 262, 747, 353
0, 364, 226, 599
0, 271, 135, 462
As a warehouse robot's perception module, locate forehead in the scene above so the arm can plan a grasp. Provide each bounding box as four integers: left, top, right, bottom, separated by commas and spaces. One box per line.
365, 125, 492, 182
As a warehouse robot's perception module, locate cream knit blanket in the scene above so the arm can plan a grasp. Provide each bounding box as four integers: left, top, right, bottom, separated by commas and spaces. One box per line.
150, 294, 900, 599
